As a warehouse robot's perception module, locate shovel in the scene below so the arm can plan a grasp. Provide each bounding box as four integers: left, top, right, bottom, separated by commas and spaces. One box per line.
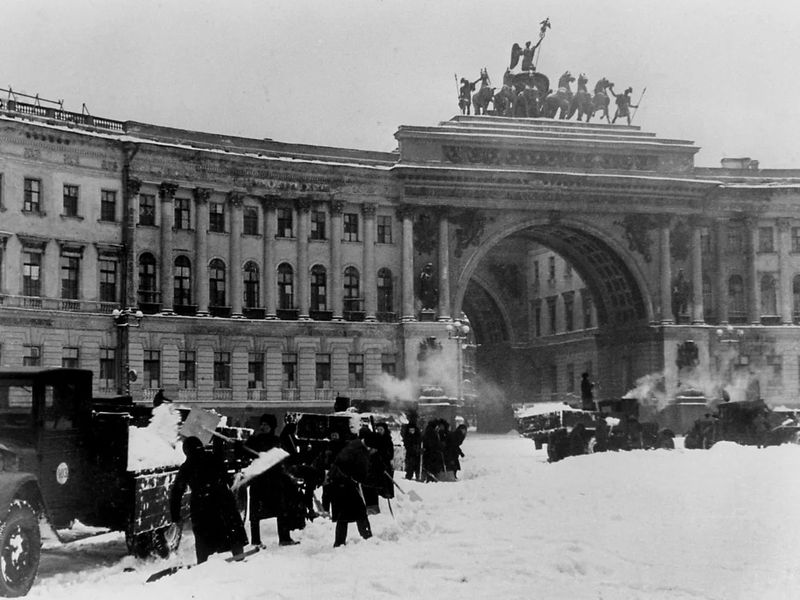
385, 472, 422, 502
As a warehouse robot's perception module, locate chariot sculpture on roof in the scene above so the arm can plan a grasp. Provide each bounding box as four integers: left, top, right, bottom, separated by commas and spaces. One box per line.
454, 17, 645, 124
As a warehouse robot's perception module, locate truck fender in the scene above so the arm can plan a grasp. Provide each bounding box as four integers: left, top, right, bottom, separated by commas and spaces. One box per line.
0, 472, 44, 522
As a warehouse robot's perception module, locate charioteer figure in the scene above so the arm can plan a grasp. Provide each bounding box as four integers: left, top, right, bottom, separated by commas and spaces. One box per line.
610, 84, 639, 125
458, 76, 481, 115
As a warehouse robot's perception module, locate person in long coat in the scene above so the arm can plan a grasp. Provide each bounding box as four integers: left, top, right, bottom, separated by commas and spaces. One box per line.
372, 421, 395, 499
401, 412, 422, 480
421, 420, 446, 481
245, 413, 303, 546
329, 433, 378, 547
170, 436, 247, 564
445, 423, 467, 479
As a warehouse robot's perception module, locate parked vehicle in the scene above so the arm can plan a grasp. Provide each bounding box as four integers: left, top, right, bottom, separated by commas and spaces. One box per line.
684, 399, 800, 449
0, 367, 185, 597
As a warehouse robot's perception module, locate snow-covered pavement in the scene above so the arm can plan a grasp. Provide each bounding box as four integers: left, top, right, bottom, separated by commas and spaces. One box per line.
26, 433, 800, 600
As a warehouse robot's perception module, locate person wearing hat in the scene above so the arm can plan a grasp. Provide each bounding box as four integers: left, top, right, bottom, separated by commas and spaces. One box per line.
244, 413, 302, 547
170, 436, 247, 564
609, 84, 638, 125
328, 431, 380, 547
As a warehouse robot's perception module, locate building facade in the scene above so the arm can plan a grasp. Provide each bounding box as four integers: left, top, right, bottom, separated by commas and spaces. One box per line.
3, 101, 800, 424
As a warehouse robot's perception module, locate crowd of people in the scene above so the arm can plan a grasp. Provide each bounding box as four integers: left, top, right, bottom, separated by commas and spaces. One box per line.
171, 409, 464, 564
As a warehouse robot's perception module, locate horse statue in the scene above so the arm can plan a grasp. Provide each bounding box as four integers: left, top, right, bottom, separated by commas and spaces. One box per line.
472, 69, 495, 115
590, 77, 612, 123
492, 85, 515, 117
542, 71, 574, 119
514, 85, 542, 118
568, 73, 594, 122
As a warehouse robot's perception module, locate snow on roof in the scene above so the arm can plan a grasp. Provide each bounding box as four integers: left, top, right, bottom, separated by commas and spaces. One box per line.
514, 402, 586, 418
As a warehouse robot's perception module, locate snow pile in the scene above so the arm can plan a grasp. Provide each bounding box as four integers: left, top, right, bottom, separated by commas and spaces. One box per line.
126, 404, 185, 472
30, 434, 800, 600
515, 402, 586, 418
231, 448, 289, 491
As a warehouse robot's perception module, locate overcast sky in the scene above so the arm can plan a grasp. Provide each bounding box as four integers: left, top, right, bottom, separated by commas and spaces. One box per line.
4, 0, 800, 168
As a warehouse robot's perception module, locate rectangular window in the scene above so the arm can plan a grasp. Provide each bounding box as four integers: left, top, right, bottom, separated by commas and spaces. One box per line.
0, 173, 3, 209
143, 350, 161, 388
277, 207, 293, 238
563, 292, 574, 332
63, 184, 79, 217
549, 364, 558, 394
316, 353, 331, 389
174, 198, 191, 230
243, 206, 259, 235
564, 262, 572, 280
343, 213, 359, 242
139, 194, 156, 226
758, 227, 775, 253
179, 351, 196, 388
248, 352, 264, 389
22, 250, 42, 296
23, 345, 41, 367
583, 292, 593, 329
60, 254, 80, 300
99, 258, 117, 303
100, 190, 117, 222
533, 261, 539, 287
534, 302, 542, 337
547, 296, 557, 335
548, 256, 556, 281
792, 227, 800, 254
214, 352, 231, 388
24, 178, 41, 213
348, 354, 364, 388
62, 346, 79, 368
282, 353, 297, 389
381, 353, 396, 377
727, 226, 743, 253
701, 230, 712, 255
377, 215, 393, 244
209, 202, 225, 233
310, 210, 326, 240
99, 348, 116, 388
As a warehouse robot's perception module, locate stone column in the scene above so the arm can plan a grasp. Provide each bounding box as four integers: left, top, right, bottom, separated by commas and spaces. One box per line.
714, 220, 729, 324
262, 197, 278, 319
158, 182, 177, 314
777, 218, 793, 324
229, 191, 244, 318
297, 200, 311, 320
194, 188, 211, 316
658, 217, 673, 324
745, 217, 760, 324
690, 219, 705, 324
330, 200, 344, 320
400, 207, 415, 322
362, 203, 377, 321
124, 176, 141, 310
438, 211, 451, 321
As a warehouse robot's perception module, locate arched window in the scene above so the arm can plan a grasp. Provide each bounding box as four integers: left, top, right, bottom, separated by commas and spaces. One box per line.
343, 266, 361, 312
209, 259, 226, 307
174, 256, 192, 306
243, 262, 260, 308
760, 274, 777, 316
138, 253, 157, 303
311, 265, 327, 311
377, 268, 393, 314
278, 263, 294, 309
728, 274, 745, 318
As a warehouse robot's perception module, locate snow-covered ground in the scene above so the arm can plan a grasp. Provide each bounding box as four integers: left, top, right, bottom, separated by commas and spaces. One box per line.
27, 434, 800, 600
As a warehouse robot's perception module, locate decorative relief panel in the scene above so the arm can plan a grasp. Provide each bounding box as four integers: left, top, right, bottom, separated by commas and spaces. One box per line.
442, 145, 661, 171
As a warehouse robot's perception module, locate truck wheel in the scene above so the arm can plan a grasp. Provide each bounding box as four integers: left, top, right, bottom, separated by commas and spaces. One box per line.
0, 501, 41, 597
152, 523, 182, 558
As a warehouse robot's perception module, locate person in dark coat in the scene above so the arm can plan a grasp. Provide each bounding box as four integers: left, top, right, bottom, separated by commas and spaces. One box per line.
401, 411, 422, 480
372, 421, 395, 499
244, 413, 303, 547
421, 420, 446, 481
311, 430, 347, 515
329, 433, 378, 547
170, 436, 247, 564
445, 423, 467, 479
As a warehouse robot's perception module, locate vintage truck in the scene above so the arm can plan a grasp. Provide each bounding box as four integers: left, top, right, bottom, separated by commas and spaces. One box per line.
683, 399, 800, 449
0, 367, 186, 597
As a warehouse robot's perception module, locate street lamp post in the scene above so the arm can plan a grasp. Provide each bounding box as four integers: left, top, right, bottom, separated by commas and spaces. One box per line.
445, 318, 471, 404
112, 308, 143, 396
